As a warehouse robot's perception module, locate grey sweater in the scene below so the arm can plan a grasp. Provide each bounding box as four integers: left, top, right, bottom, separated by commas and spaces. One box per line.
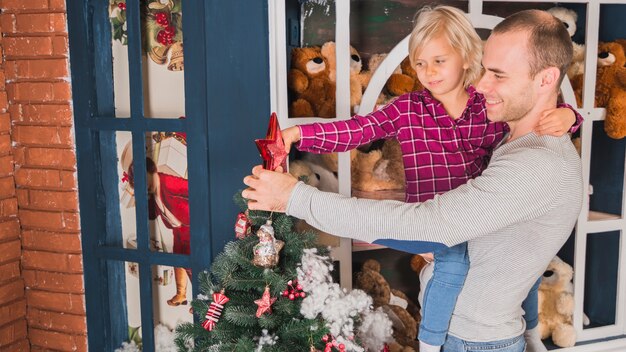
287, 133, 583, 341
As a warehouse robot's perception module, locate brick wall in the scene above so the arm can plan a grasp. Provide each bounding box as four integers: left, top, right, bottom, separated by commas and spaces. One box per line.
0, 0, 86, 351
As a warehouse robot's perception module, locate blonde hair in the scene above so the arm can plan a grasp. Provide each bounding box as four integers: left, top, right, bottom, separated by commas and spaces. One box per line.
408, 6, 482, 88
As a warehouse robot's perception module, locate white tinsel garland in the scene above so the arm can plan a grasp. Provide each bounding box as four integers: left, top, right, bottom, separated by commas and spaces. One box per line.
255, 329, 279, 351
297, 248, 393, 352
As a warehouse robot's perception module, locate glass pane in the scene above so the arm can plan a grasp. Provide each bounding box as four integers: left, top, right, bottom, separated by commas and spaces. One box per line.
589, 121, 625, 218
116, 131, 137, 249
152, 264, 193, 343
583, 231, 620, 329
109, 0, 185, 118
145, 131, 189, 255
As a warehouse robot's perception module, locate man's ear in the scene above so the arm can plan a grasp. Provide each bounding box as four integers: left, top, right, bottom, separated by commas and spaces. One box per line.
539, 67, 560, 89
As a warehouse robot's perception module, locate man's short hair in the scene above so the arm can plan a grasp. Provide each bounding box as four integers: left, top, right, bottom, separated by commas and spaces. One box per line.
493, 9, 573, 87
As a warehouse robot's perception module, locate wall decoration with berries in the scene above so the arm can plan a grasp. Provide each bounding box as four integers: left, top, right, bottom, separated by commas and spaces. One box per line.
109, 0, 184, 71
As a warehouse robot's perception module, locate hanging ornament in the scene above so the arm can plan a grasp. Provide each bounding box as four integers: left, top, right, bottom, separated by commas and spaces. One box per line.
255, 112, 288, 171
254, 286, 277, 318
201, 290, 229, 331
252, 219, 284, 268
282, 279, 305, 300
234, 211, 252, 239
322, 334, 346, 352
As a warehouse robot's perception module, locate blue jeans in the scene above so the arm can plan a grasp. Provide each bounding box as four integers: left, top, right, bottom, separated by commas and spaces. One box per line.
442, 334, 525, 352
419, 242, 470, 346
419, 242, 541, 345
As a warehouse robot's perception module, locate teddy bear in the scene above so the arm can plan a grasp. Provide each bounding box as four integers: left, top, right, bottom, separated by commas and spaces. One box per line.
305, 139, 405, 193
320, 41, 368, 113
538, 256, 576, 347
357, 53, 400, 107
288, 46, 336, 118
547, 7, 586, 80
602, 39, 626, 139
355, 259, 419, 351
288, 158, 338, 193
386, 57, 424, 97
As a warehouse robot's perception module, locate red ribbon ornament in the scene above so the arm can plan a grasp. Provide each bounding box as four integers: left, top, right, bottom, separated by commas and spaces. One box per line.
201, 291, 230, 331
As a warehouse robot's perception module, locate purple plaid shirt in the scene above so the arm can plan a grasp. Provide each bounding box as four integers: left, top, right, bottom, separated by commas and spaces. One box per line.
297, 86, 582, 203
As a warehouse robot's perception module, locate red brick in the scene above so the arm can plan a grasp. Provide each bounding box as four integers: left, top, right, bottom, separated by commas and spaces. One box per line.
0, 219, 20, 241
60, 171, 76, 189
0, 72, 6, 91
8, 82, 71, 103
26, 290, 85, 315
0, 298, 25, 326
13, 125, 73, 146
11, 148, 24, 167
0, 134, 11, 154
22, 270, 83, 294
0, 262, 20, 284
51, 36, 67, 56
0, 240, 20, 263
19, 209, 79, 231
6, 59, 67, 80
22, 230, 81, 253
3, 37, 52, 57
15, 188, 28, 207
26, 189, 77, 211
27, 308, 86, 334
15, 168, 60, 188
0, 92, 8, 112
23, 250, 82, 273
0, 113, 11, 133
0, 198, 18, 218
0, 176, 16, 198
48, 0, 66, 11
29, 328, 87, 352
1, 0, 49, 11
0, 339, 29, 352
0, 280, 24, 303
13, 13, 66, 33
0, 320, 27, 347
0, 155, 14, 175
10, 103, 72, 125
0, 14, 16, 34
20, 147, 76, 169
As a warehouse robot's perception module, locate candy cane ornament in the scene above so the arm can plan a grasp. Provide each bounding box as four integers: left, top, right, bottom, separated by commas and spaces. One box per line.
201, 291, 229, 331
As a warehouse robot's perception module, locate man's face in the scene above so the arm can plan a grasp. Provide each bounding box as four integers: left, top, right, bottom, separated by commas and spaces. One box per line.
476, 31, 538, 123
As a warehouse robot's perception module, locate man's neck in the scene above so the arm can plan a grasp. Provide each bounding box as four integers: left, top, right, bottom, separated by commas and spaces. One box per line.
506, 95, 558, 142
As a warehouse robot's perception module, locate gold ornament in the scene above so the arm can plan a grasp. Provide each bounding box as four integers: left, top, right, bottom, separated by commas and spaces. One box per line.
252, 220, 284, 268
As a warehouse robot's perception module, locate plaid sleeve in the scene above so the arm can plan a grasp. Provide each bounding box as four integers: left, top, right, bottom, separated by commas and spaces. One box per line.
297, 103, 404, 153
557, 103, 584, 134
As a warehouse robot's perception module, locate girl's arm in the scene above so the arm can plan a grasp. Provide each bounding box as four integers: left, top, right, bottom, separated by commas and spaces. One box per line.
535, 103, 583, 136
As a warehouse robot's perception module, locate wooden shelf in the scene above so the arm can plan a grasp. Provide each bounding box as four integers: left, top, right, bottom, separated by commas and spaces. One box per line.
588, 210, 621, 221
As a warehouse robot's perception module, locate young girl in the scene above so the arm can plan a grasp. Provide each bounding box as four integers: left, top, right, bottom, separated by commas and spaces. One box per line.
282, 6, 581, 352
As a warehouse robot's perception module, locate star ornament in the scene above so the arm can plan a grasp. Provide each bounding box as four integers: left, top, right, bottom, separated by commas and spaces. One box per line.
254, 286, 277, 318
255, 112, 288, 171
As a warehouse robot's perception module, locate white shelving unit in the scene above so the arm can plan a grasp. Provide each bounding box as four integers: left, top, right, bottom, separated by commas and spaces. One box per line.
268, 1, 626, 349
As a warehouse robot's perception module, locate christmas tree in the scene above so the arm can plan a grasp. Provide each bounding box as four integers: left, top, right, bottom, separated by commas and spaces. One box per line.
174, 194, 393, 351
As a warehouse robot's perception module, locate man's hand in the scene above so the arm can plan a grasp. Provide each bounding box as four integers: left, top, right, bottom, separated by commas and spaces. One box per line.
534, 108, 575, 137
282, 126, 301, 153
242, 165, 299, 212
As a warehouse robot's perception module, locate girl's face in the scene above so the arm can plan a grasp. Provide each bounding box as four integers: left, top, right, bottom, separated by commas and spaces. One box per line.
414, 35, 469, 100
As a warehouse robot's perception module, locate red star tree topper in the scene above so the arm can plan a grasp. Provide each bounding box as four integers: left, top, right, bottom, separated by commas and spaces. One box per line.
255, 112, 288, 171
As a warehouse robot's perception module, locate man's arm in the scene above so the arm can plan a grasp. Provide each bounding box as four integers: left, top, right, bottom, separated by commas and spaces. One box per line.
286, 147, 564, 248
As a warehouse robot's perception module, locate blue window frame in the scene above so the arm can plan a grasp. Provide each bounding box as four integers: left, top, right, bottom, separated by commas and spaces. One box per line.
67, 1, 270, 350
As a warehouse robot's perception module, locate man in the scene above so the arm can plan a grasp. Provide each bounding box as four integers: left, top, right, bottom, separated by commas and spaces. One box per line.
243, 10, 583, 352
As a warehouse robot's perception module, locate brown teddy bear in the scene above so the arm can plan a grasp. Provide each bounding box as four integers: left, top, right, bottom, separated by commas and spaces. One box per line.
288, 46, 336, 118
355, 259, 419, 351
538, 256, 576, 348
320, 41, 367, 112
386, 57, 424, 97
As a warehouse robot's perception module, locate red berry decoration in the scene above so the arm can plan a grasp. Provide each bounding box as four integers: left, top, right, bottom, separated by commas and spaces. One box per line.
118, 2, 126, 11
282, 279, 305, 300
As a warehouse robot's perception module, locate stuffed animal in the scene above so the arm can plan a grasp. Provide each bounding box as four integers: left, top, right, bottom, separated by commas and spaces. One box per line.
602, 39, 626, 139
355, 259, 419, 351
289, 158, 338, 193
386, 57, 424, 97
309, 140, 405, 192
547, 7, 586, 80
357, 53, 399, 107
288, 46, 336, 118
320, 41, 366, 112
538, 256, 576, 347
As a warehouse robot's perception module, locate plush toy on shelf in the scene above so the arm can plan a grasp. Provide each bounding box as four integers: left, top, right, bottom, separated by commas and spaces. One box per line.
600, 40, 626, 139
538, 256, 577, 348
320, 41, 368, 113
386, 57, 424, 98
288, 46, 336, 118
355, 259, 419, 351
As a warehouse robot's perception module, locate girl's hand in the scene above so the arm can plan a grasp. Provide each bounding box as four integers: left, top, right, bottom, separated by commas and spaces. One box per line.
282, 126, 301, 152
535, 108, 575, 137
